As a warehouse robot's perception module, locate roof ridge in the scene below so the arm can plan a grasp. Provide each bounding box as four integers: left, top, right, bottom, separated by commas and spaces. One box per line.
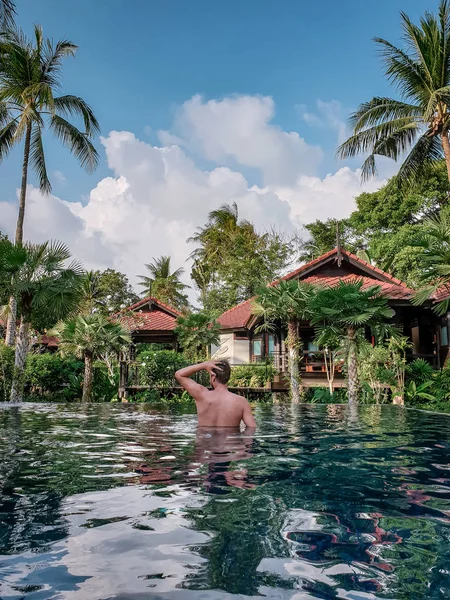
120, 295, 182, 316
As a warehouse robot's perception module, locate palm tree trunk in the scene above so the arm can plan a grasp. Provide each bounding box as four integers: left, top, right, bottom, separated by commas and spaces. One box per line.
347, 327, 359, 404
9, 316, 31, 402
5, 122, 32, 347
4, 294, 17, 346
82, 351, 94, 402
287, 319, 301, 403
441, 131, 450, 184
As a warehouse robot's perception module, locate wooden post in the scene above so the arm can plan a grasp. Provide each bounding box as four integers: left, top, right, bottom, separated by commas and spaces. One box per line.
118, 359, 128, 399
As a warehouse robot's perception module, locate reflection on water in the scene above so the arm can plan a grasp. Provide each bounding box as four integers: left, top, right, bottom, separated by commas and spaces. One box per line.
0, 403, 450, 599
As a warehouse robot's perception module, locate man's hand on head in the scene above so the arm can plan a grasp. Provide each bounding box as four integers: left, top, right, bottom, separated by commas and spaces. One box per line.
203, 361, 223, 375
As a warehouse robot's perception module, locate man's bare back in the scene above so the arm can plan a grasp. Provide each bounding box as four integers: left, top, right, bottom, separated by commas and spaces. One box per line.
174, 360, 256, 428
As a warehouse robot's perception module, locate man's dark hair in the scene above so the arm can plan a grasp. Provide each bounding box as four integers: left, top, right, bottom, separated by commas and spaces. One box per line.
213, 360, 231, 385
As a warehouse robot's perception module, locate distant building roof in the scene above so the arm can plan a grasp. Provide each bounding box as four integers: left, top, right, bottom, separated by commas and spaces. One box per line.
217, 247, 415, 330
118, 296, 181, 332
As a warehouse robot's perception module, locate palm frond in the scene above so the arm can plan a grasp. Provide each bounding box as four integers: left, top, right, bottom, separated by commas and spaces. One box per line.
29, 124, 50, 193
54, 95, 100, 135
50, 114, 99, 172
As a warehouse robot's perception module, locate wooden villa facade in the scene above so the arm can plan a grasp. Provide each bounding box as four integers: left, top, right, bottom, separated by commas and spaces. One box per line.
214, 248, 449, 380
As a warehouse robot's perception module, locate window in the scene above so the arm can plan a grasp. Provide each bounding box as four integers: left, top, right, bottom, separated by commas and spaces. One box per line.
253, 339, 262, 356
442, 325, 449, 347
307, 341, 319, 352
268, 335, 275, 355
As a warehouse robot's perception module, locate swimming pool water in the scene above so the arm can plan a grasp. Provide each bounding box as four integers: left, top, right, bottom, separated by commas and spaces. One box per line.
0, 403, 450, 599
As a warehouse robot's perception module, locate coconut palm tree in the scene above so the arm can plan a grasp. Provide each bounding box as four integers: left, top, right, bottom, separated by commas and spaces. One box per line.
56, 314, 130, 402
0, 239, 84, 401
337, 0, 450, 187
0, 0, 15, 30
175, 311, 220, 361
310, 280, 394, 404
412, 213, 450, 315
252, 280, 315, 403
137, 256, 189, 309
0, 25, 99, 345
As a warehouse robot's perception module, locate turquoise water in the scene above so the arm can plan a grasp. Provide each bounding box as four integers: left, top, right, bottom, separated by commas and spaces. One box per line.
0, 403, 450, 599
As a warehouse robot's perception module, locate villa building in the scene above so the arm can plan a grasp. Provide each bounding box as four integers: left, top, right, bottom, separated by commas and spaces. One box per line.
214, 247, 449, 372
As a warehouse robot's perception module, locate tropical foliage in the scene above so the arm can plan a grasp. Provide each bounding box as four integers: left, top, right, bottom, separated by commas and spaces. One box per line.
413, 213, 450, 314
190, 202, 298, 312
253, 280, 315, 403
0, 24, 99, 343
175, 311, 220, 361
138, 255, 189, 309
0, 239, 83, 401
55, 313, 130, 402
310, 281, 394, 404
338, 0, 450, 186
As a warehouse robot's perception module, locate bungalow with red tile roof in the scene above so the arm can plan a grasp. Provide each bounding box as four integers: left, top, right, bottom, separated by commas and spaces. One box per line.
117, 296, 182, 347
214, 247, 448, 372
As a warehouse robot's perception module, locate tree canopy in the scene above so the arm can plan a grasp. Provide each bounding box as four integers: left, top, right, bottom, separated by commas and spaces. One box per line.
338, 0, 450, 187
190, 202, 298, 313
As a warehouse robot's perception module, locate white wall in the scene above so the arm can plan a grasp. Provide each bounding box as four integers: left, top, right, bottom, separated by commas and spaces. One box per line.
211, 333, 250, 365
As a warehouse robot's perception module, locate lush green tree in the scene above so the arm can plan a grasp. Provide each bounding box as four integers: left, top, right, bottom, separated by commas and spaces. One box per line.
350, 162, 449, 236
55, 313, 130, 402
413, 213, 450, 314
190, 203, 298, 312
299, 219, 353, 261
368, 225, 424, 286
310, 281, 394, 404
95, 268, 138, 313
0, 25, 99, 344
338, 1, 450, 186
175, 311, 220, 361
138, 255, 189, 309
252, 280, 315, 403
77, 269, 138, 316
0, 239, 83, 401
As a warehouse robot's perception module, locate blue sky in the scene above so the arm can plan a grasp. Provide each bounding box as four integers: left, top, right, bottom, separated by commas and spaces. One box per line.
0, 0, 438, 284
2, 0, 430, 201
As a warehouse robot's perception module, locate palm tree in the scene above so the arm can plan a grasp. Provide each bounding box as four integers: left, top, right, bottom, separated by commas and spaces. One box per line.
252, 280, 315, 403
175, 311, 220, 361
0, 25, 99, 345
56, 314, 130, 402
310, 281, 394, 404
412, 213, 450, 314
189, 202, 255, 268
0, 0, 15, 30
0, 239, 84, 401
137, 256, 189, 309
337, 1, 450, 187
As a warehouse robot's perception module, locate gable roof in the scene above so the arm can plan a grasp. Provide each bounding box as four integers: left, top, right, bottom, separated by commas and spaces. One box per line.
118, 296, 181, 332
217, 247, 414, 330
125, 296, 182, 317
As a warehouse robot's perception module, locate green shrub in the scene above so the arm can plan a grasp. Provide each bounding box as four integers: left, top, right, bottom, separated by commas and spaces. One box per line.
139, 350, 188, 389
228, 364, 276, 388
25, 354, 84, 397
92, 364, 119, 402
0, 343, 14, 401
303, 387, 348, 403
133, 389, 162, 403
406, 359, 435, 385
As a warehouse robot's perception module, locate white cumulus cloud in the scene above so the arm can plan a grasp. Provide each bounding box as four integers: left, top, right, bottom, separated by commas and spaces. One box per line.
0, 94, 391, 298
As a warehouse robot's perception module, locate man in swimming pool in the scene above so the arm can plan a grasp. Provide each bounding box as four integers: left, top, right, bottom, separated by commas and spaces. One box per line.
175, 360, 256, 428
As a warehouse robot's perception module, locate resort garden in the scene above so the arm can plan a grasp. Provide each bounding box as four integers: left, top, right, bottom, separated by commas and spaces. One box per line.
2, 0, 450, 412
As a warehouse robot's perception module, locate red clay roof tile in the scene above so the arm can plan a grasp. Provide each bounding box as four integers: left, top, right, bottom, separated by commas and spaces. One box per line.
217, 248, 414, 329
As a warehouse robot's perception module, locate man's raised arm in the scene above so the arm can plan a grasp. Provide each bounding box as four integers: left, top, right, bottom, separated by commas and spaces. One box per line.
174, 361, 219, 402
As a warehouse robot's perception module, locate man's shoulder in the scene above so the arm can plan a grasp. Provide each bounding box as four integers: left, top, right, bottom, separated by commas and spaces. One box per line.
226, 390, 248, 404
